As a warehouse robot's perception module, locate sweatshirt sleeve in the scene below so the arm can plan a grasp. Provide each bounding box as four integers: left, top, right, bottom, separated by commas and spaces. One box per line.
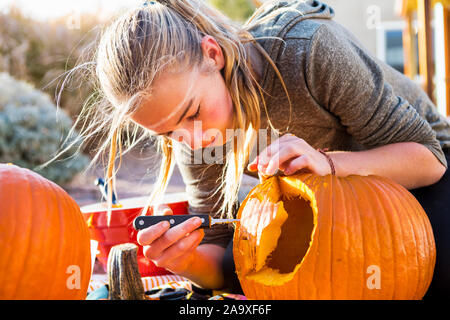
172, 140, 236, 249
305, 24, 447, 169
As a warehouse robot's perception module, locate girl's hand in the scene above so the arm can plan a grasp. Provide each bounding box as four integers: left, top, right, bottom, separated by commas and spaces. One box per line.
136, 203, 204, 274
247, 134, 333, 181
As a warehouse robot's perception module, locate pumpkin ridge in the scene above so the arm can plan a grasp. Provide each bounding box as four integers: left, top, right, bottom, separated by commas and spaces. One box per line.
376, 177, 425, 299
401, 179, 436, 298
61, 182, 91, 299
12, 169, 36, 298
330, 175, 350, 299
28, 171, 53, 299
377, 176, 420, 299
397, 182, 423, 299
41, 174, 62, 298
0, 167, 15, 293
343, 176, 367, 299
369, 176, 408, 299
383, 178, 431, 299
314, 176, 335, 299
412, 190, 435, 299
41, 177, 63, 298
348, 176, 378, 299
0, 166, 21, 296
57, 182, 78, 297
359, 176, 395, 299
330, 175, 340, 299
363, 176, 397, 300
360, 176, 399, 299
393, 182, 422, 299
389, 177, 430, 299
310, 173, 328, 299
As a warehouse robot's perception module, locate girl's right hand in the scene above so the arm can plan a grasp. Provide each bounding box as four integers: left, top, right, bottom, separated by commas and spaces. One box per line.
136, 204, 205, 274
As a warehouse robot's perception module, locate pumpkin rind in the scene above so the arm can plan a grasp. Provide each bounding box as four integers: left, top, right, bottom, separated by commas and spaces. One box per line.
233, 174, 436, 300
0, 164, 91, 299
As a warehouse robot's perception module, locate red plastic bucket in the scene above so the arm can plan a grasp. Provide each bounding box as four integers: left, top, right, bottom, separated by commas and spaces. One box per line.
81, 192, 188, 277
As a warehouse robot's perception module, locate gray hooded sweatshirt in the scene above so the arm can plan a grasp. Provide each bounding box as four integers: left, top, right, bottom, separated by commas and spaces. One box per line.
172, 0, 450, 248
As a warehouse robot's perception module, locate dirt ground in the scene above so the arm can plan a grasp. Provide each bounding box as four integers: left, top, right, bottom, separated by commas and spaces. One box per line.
63, 146, 260, 209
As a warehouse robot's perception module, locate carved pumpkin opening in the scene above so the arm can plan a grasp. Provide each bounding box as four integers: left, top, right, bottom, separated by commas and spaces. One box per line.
266, 195, 314, 274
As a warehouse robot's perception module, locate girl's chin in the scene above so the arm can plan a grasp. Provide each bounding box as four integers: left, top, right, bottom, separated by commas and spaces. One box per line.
203, 132, 229, 149
203, 134, 218, 148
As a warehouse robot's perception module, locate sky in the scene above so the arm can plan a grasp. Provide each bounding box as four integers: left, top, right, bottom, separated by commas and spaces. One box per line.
0, 0, 142, 21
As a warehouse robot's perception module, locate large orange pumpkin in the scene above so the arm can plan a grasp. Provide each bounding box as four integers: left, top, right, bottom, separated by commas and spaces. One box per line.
0, 164, 91, 299
233, 173, 436, 300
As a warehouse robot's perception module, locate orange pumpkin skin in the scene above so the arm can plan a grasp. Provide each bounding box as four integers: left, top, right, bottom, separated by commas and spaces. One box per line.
0, 164, 91, 299
233, 174, 436, 300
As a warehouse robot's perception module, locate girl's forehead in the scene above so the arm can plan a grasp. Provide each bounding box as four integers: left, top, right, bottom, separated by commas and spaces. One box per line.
131, 70, 200, 132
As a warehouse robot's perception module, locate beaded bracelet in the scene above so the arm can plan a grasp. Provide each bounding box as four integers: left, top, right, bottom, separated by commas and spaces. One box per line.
317, 148, 336, 176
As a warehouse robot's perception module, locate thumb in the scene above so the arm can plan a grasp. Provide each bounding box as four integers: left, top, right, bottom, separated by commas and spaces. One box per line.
247, 156, 259, 172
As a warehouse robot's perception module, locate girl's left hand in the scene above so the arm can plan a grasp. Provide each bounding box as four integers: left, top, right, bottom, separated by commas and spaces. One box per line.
247, 134, 333, 179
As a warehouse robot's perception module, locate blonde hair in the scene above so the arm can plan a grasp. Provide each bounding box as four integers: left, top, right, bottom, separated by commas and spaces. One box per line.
55, 0, 292, 222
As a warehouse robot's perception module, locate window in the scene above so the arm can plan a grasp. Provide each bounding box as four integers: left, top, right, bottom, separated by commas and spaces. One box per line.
376, 21, 412, 74
385, 29, 405, 73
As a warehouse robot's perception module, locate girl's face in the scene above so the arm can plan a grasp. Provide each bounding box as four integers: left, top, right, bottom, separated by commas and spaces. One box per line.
130, 37, 233, 150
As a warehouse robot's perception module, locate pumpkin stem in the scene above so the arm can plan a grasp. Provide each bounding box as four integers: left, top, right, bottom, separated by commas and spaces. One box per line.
107, 243, 147, 300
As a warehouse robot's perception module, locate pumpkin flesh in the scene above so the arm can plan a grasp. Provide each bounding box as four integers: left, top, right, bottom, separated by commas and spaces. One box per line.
235, 177, 317, 286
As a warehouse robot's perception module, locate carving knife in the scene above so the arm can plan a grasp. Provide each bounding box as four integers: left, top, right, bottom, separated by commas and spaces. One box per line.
133, 214, 239, 230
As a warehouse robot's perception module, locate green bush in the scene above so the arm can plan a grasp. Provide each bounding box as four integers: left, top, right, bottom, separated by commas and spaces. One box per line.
0, 72, 89, 184
208, 0, 256, 23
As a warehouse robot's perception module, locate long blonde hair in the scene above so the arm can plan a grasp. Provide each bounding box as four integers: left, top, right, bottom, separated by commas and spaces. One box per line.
55, 0, 292, 222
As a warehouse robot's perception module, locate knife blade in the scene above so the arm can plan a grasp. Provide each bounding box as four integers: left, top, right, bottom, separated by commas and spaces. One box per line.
133, 214, 239, 230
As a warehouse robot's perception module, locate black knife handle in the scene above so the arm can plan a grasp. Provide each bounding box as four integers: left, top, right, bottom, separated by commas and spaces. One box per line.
133, 214, 211, 230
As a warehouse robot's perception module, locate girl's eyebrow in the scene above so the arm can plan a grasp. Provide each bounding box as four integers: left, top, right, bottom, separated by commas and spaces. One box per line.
176, 98, 194, 125
159, 98, 193, 136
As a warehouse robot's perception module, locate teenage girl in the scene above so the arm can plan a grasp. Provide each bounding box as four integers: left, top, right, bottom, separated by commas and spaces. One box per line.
79, 0, 449, 298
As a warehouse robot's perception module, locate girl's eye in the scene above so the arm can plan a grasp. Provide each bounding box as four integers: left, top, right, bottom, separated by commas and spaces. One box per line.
187, 105, 201, 121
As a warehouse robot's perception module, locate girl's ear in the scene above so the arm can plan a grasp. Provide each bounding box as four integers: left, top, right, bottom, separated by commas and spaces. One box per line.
200, 35, 225, 71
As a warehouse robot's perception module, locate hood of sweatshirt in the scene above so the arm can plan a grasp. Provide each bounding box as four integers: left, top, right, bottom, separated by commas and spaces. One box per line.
246, 0, 335, 39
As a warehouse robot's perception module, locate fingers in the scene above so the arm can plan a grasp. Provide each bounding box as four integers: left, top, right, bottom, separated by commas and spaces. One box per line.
250, 134, 298, 172
137, 202, 206, 273
141, 217, 203, 260
283, 155, 310, 175
249, 134, 330, 178
136, 203, 174, 247
137, 220, 170, 246
264, 145, 299, 176
247, 145, 279, 174
152, 229, 204, 270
